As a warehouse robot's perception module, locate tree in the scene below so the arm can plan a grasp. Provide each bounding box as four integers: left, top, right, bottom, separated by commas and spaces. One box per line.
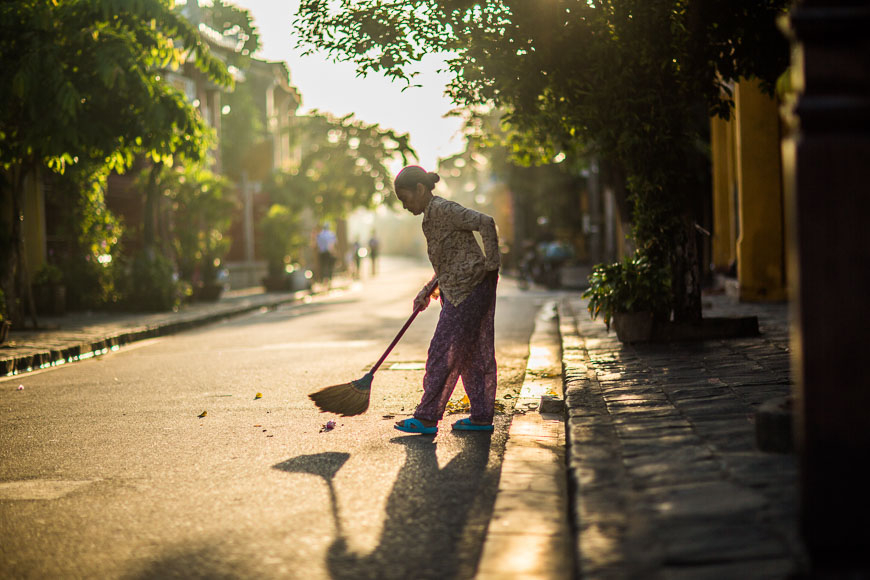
259, 203, 306, 284
193, 0, 264, 183
279, 112, 417, 222
194, 0, 260, 70
456, 107, 588, 255
43, 164, 124, 311
220, 79, 266, 182
158, 164, 236, 295
258, 112, 417, 278
0, 0, 231, 323
294, 0, 790, 322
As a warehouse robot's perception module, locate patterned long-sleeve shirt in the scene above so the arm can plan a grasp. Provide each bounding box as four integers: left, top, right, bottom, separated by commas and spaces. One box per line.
422, 196, 500, 306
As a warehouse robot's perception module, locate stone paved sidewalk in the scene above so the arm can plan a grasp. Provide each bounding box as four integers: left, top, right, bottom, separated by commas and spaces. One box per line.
0, 287, 315, 377
560, 293, 808, 579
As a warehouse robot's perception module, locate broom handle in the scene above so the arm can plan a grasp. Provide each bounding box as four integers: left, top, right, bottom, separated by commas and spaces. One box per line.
369, 281, 438, 375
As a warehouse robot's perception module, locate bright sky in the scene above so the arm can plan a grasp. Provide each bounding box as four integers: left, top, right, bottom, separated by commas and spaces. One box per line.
233, 0, 467, 171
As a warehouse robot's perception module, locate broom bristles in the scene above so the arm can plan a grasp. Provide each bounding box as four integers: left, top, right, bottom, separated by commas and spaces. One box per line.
309, 374, 372, 416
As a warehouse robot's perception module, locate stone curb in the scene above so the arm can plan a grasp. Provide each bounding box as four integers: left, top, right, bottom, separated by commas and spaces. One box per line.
476, 301, 575, 579
558, 298, 632, 579
0, 289, 316, 378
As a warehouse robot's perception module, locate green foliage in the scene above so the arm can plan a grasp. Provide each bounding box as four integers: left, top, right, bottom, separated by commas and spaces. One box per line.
279, 112, 417, 221
199, 0, 266, 182
44, 163, 123, 310
294, 0, 790, 320
32, 263, 64, 286
152, 164, 236, 287
259, 204, 305, 277
256, 111, 414, 280
0, 0, 231, 174
583, 253, 671, 330
220, 80, 266, 181
0, 0, 232, 320
195, 0, 261, 69
456, 107, 587, 244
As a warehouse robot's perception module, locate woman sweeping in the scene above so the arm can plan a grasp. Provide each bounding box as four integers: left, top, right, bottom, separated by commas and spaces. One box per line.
392, 165, 500, 435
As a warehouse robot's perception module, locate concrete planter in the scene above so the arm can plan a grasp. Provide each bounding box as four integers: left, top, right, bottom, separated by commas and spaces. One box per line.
262, 274, 290, 292
193, 283, 224, 302
612, 311, 654, 343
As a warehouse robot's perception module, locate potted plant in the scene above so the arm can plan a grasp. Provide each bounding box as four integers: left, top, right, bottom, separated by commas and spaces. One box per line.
116, 250, 183, 312
583, 252, 671, 343
192, 240, 230, 302
32, 263, 66, 316
259, 204, 303, 292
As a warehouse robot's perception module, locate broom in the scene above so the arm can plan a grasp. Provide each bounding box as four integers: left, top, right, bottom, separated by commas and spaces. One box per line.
309, 284, 436, 416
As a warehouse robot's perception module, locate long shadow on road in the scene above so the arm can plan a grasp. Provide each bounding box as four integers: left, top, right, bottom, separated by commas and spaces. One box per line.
275, 433, 501, 580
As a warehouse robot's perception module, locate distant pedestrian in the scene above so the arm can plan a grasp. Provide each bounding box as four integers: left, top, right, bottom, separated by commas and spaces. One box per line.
368, 232, 379, 276
316, 223, 337, 284
391, 165, 501, 435
351, 240, 362, 279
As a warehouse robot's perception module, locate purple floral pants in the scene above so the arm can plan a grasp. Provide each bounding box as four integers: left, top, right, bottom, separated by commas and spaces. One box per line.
414, 272, 498, 424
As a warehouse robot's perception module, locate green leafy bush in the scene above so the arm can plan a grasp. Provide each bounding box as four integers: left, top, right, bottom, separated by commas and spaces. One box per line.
583, 252, 671, 330
116, 250, 181, 312
260, 204, 303, 278
42, 164, 123, 311
32, 263, 63, 286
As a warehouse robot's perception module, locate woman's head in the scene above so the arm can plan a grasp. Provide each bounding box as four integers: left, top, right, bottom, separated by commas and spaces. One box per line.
394, 166, 440, 215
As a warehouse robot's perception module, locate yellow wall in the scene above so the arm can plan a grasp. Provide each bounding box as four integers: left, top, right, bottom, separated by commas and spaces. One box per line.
710, 79, 788, 302
734, 79, 787, 302
710, 115, 736, 271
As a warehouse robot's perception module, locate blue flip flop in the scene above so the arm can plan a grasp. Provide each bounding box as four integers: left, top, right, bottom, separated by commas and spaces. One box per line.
452, 418, 494, 432
394, 418, 438, 435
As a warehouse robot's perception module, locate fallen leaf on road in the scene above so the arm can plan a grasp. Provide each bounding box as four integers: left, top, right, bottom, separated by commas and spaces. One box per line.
198, 411, 208, 418
382, 414, 395, 419
446, 394, 471, 414
320, 420, 337, 432
254, 424, 262, 427
254, 393, 263, 399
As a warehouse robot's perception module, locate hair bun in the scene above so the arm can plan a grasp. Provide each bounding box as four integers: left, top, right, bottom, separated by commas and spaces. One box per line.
428, 172, 441, 184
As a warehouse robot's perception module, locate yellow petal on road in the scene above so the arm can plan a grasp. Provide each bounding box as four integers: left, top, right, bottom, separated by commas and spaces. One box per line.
254, 393, 263, 399
198, 411, 207, 418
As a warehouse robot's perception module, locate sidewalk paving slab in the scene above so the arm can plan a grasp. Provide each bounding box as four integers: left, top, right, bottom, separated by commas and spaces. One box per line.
560, 292, 808, 579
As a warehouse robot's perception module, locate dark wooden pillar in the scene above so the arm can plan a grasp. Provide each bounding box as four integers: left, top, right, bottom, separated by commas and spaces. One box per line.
782, 2, 870, 574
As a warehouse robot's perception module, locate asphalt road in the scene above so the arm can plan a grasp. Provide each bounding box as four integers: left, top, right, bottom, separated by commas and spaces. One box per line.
0, 258, 553, 580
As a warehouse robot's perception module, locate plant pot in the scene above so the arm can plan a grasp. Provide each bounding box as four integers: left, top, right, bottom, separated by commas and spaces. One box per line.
612, 311, 654, 343
262, 274, 289, 292
193, 283, 224, 302
288, 269, 311, 292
